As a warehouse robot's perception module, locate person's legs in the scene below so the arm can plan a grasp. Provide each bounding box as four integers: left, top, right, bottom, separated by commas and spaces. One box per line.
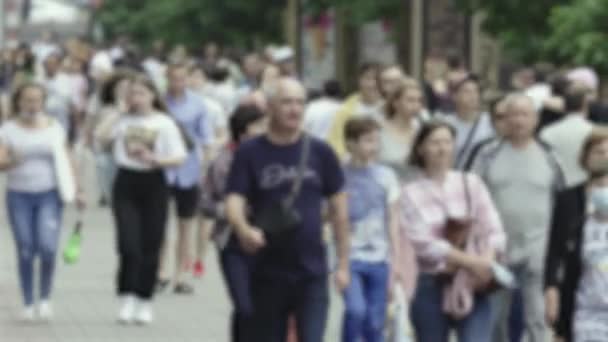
457, 293, 493, 342
491, 288, 514, 342
194, 217, 213, 277
6, 191, 36, 307
509, 288, 524, 342
362, 262, 389, 342
219, 244, 253, 342
112, 174, 143, 297
156, 194, 174, 288
246, 274, 290, 341
410, 274, 450, 341
342, 262, 366, 342
521, 268, 548, 342
295, 275, 330, 342
103, 153, 117, 203
95, 152, 108, 204
36, 190, 63, 302
173, 187, 197, 288
98, 152, 117, 204
136, 179, 169, 300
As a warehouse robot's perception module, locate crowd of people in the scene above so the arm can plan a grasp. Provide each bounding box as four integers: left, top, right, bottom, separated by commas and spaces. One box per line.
2, 32, 608, 342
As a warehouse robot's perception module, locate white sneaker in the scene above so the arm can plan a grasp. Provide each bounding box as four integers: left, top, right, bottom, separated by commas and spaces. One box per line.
21, 306, 35, 322
117, 295, 136, 324
134, 300, 153, 325
38, 301, 53, 321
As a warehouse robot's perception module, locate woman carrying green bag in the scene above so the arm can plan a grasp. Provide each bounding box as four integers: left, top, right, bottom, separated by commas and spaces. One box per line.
0, 83, 85, 322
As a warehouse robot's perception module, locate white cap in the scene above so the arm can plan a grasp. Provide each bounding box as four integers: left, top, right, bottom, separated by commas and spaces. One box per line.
567, 67, 599, 91
272, 46, 294, 63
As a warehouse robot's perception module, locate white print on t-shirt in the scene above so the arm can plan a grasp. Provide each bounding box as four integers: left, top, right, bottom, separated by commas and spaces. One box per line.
260, 164, 317, 189
124, 125, 159, 157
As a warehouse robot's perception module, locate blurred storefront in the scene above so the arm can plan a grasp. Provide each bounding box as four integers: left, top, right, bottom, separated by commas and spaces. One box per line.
289, 0, 500, 93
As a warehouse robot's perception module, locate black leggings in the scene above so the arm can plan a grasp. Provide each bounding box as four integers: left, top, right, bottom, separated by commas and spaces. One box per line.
112, 168, 169, 300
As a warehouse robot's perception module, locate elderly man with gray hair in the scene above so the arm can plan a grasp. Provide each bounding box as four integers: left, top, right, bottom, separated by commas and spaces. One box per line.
469, 93, 566, 342
225, 78, 350, 341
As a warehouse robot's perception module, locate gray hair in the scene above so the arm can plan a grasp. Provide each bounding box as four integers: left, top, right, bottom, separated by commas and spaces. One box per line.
265, 77, 305, 104
504, 93, 536, 113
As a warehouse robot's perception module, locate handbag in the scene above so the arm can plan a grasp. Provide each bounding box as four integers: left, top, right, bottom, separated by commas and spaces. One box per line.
63, 217, 83, 265
442, 174, 507, 293
252, 134, 311, 236
443, 173, 473, 249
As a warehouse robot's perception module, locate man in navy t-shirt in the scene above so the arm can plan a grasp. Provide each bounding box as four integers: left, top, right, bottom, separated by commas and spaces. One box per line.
225, 78, 350, 341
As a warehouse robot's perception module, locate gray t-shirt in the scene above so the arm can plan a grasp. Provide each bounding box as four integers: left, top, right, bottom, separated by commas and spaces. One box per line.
0, 119, 65, 193
472, 141, 562, 268
439, 112, 495, 170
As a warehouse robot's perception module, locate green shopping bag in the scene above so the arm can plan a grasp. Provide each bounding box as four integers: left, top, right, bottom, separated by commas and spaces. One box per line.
63, 219, 83, 265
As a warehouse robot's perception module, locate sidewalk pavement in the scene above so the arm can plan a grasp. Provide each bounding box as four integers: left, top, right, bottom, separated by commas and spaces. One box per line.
0, 171, 344, 342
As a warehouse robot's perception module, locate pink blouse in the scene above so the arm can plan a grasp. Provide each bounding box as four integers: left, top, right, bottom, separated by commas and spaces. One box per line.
400, 171, 506, 274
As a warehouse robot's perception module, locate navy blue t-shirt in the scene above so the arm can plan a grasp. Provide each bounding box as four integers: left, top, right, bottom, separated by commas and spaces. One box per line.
225, 134, 344, 279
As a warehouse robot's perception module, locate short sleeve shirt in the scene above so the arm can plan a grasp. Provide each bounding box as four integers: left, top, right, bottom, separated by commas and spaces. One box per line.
0, 119, 65, 193
344, 163, 399, 263
225, 135, 345, 278
112, 112, 187, 171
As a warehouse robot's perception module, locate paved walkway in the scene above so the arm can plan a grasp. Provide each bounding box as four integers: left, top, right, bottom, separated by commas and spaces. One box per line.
0, 161, 344, 342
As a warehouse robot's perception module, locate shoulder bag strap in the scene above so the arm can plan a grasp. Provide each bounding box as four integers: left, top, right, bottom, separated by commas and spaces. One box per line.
455, 115, 482, 167
463, 172, 472, 218
284, 133, 312, 208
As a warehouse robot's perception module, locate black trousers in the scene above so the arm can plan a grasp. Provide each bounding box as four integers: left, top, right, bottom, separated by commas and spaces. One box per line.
112, 168, 169, 300
243, 273, 329, 342
218, 238, 254, 342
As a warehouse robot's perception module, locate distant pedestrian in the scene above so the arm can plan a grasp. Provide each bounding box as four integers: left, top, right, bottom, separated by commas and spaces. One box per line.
201, 105, 267, 342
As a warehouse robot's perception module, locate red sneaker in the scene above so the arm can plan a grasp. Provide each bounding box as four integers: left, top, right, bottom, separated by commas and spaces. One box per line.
193, 260, 205, 278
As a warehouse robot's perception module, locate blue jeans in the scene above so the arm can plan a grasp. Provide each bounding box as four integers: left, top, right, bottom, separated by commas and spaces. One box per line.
7, 190, 63, 306
342, 261, 389, 342
245, 274, 329, 342
509, 289, 524, 342
411, 274, 493, 342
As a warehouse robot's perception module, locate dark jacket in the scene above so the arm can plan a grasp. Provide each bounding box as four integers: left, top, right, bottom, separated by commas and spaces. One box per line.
544, 183, 586, 340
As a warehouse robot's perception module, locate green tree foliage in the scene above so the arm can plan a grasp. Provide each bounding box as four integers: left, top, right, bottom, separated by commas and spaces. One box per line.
545, 0, 608, 73
454, 0, 572, 63
97, 0, 285, 50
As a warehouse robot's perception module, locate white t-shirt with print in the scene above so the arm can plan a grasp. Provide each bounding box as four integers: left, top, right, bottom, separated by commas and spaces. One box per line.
574, 217, 608, 341
344, 163, 400, 263
304, 97, 342, 140
112, 112, 187, 171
